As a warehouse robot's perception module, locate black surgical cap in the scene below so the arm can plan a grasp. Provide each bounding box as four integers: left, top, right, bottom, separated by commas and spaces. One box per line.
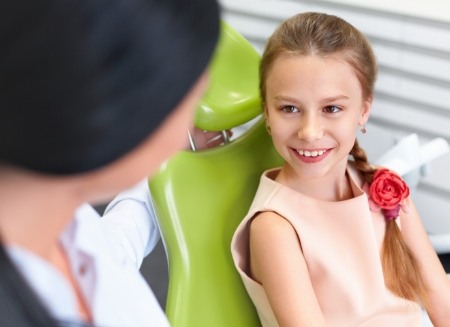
0, 0, 220, 174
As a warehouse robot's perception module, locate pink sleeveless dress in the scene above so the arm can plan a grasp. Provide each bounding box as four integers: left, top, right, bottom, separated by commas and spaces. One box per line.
231, 164, 422, 327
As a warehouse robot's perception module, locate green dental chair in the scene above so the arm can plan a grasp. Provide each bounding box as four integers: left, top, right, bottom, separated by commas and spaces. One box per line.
149, 22, 283, 327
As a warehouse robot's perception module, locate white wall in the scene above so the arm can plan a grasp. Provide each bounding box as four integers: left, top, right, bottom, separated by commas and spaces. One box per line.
324, 0, 450, 23
219, 0, 450, 234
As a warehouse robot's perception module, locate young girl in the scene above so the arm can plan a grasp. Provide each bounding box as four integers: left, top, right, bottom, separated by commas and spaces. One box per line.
232, 12, 450, 327
0, 0, 219, 326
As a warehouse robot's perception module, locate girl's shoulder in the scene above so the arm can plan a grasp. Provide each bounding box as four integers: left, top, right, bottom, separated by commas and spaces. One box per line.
251, 211, 290, 230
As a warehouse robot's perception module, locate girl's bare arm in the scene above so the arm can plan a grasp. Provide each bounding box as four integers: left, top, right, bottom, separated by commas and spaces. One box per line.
249, 211, 326, 327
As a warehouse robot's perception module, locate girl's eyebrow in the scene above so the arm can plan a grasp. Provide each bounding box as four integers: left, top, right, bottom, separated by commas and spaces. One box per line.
321, 95, 349, 103
273, 95, 300, 103
272, 95, 349, 103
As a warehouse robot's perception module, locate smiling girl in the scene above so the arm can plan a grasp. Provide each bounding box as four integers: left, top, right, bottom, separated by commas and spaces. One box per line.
232, 12, 450, 327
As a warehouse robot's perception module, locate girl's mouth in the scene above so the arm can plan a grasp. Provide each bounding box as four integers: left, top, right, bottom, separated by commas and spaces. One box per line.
296, 149, 327, 157
292, 148, 331, 163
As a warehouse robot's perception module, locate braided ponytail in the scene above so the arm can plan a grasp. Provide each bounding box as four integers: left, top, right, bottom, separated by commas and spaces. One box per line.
351, 140, 428, 305
349, 139, 375, 184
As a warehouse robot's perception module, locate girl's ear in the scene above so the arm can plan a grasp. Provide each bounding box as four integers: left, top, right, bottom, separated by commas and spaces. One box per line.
359, 97, 373, 125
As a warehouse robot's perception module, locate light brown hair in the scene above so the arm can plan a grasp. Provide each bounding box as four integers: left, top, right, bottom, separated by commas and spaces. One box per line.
260, 12, 427, 304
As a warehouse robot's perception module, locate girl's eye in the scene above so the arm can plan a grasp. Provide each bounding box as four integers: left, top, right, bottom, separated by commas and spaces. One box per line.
324, 105, 341, 113
281, 106, 299, 113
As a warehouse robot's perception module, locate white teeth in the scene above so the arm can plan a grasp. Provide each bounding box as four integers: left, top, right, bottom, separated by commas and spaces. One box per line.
297, 149, 326, 157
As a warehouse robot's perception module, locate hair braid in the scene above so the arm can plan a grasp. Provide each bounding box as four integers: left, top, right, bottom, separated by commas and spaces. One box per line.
351, 139, 428, 305
350, 139, 375, 183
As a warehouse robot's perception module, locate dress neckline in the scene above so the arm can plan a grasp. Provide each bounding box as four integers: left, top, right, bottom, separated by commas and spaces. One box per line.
263, 162, 367, 205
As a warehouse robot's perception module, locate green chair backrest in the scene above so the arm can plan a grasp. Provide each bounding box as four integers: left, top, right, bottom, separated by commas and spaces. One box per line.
149, 22, 283, 327
194, 21, 262, 131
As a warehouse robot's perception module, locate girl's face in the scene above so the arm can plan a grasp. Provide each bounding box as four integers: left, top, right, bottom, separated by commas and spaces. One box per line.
265, 54, 371, 181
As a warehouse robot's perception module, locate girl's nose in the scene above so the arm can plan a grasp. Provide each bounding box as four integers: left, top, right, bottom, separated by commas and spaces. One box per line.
297, 114, 323, 141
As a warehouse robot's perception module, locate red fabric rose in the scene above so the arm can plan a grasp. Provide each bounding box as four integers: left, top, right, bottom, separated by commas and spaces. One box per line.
369, 168, 410, 221
369, 169, 410, 209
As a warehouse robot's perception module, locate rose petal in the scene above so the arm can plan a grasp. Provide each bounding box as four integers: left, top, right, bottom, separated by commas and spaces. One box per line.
368, 198, 381, 212
400, 198, 411, 214
369, 169, 410, 210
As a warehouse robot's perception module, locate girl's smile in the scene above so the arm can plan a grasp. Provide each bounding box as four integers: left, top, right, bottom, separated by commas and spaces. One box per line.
291, 147, 332, 163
